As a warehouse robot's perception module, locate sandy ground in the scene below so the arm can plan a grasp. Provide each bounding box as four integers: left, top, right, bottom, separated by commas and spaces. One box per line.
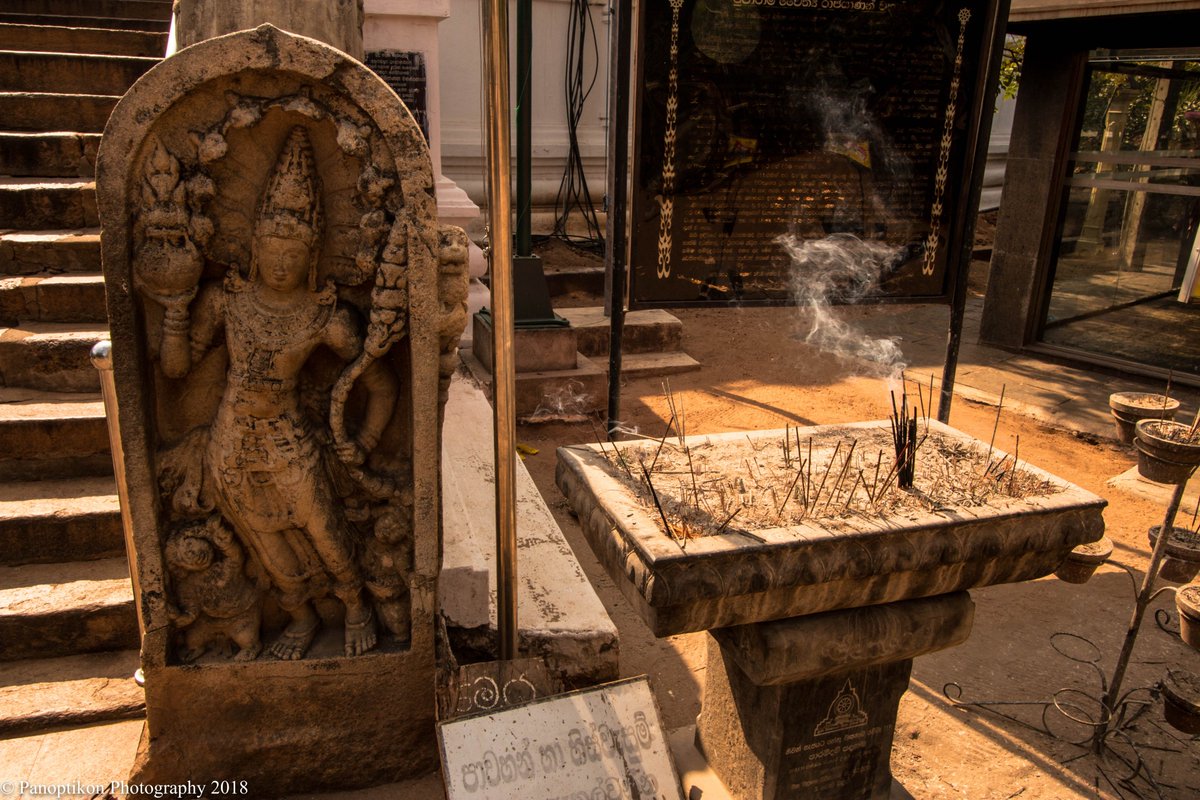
512, 261, 1200, 798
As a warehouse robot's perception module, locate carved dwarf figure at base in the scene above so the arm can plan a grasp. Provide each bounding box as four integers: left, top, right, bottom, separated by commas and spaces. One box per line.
165, 515, 262, 663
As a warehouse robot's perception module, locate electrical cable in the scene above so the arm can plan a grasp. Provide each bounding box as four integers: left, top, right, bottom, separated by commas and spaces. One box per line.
552, 0, 605, 254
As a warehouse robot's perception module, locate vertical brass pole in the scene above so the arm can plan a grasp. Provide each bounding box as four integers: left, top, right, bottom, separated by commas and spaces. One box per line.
483, 0, 519, 660
90, 341, 145, 639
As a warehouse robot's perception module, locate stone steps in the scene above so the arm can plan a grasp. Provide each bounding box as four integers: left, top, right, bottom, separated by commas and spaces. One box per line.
0, 476, 122, 566
559, 306, 685, 357
0, 648, 143, 736
0, 557, 138, 662
0, 23, 167, 57
0, 49, 157, 96
0, 13, 170, 32
0, 92, 119, 133
0, 177, 97, 230
0, 387, 111, 480
1, 272, 108, 323
0, 0, 155, 739
3, 0, 173, 23
0, 229, 102, 276
0, 322, 106, 391
0, 131, 101, 178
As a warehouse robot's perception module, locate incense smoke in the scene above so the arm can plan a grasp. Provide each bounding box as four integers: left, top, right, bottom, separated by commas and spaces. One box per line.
781, 233, 908, 380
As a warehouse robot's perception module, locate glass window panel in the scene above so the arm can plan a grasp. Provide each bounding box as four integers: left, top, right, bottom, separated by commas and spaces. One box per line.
1039, 49, 1200, 377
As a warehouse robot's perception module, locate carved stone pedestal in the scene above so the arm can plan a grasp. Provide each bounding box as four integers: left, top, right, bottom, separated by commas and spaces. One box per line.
697, 594, 974, 800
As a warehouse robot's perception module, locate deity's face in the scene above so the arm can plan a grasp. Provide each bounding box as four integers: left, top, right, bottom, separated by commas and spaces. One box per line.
253, 233, 314, 293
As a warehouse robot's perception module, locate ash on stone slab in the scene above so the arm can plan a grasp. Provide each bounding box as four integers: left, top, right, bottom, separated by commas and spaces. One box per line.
461, 349, 607, 419
556, 420, 1106, 636
0, 648, 143, 736
0, 557, 137, 661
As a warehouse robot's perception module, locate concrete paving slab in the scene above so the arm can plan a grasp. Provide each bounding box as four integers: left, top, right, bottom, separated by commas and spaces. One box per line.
440, 370, 618, 687
0, 718, 143, 793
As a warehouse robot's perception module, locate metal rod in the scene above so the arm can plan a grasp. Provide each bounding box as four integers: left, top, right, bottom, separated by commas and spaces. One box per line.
91, 340, 146, 640
1095, 478, 1188, 752
483, 0, 519, 661
938, 0, 1010, 423
604, 0, 633, 439
516, 0, 532, 256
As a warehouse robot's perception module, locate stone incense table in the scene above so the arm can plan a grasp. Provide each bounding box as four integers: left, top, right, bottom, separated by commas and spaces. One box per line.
557, 420, 1106, 799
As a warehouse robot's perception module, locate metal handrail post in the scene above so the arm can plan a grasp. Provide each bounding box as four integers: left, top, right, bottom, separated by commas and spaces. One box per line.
90, 340, 146, 640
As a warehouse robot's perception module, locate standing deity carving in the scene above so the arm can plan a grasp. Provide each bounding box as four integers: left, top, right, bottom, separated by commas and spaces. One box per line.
132, 104, 466, 662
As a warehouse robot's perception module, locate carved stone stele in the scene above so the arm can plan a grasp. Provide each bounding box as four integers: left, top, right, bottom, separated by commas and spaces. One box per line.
96, 25, 466, 793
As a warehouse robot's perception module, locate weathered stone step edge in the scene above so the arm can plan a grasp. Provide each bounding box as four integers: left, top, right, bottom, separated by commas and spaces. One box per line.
0, 649, 143, 737
0, 23, 167, 58
0, 388, 111, 482
0, 131, 100, 178
0, 322, 105, 391
0, 92, 118, 133
0, 475, 121, 566
0, 14, 170, 33
0, 557, 137, 662
619, 351, 702, 379
0, 50, 156, 98
4, 0, 173, 23
0, 178, 97, 230
1, 273, 107, 323
559, 306, 684, 357
0, 229, 102, 275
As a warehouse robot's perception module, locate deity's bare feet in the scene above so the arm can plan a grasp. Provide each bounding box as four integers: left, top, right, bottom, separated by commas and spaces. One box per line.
269, 610, 319, 660
233, 642, 262, 661
344, 604, 377, 657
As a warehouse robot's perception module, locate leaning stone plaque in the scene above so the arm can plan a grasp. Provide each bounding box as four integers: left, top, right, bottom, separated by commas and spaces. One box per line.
438, 676, 683, 800
628, 0, 998, 307
96, 25, 468, 793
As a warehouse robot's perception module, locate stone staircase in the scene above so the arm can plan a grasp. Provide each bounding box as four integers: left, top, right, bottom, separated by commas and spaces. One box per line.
0, 0, 171, 736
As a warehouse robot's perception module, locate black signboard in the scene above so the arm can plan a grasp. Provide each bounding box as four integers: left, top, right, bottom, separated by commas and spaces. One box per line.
628, 0, 995, 307
365, 50, 430, 143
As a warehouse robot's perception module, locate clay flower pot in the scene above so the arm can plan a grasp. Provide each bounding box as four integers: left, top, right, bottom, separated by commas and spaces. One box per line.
1134, 419, 1200, 484
1055, 536, 1112, 584
1177, 583, 1200, 651
1161, 669, 1200, 735
1109, 392, 1179, 445
1147, 526, 1200, 583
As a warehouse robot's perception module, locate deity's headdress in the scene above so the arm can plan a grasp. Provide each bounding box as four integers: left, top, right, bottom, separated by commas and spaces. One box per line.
254, 126, 323, 244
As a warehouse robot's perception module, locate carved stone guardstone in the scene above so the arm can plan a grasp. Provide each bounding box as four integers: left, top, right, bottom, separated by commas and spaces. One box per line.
96, 25, 468, 793
696, 594, 974, 800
